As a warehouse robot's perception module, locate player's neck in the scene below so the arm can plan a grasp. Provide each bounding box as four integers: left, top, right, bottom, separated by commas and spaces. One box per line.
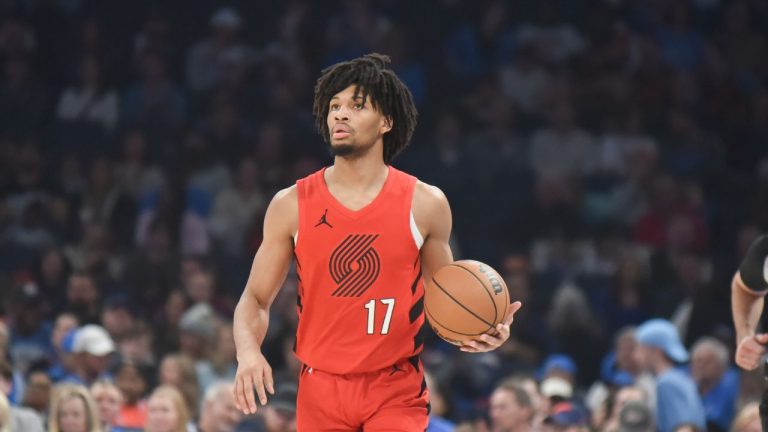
328, 155, 388, 191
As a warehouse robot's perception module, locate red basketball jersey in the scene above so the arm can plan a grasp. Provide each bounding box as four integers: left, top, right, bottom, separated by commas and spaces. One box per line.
293, 166, 426, 374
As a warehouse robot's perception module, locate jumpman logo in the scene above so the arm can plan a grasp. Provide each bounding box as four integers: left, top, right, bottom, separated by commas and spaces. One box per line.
315, 209, 333, 228
389, 364, 405, 376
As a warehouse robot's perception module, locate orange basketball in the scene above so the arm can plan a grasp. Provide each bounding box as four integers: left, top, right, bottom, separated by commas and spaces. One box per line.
424, 260, 510, 346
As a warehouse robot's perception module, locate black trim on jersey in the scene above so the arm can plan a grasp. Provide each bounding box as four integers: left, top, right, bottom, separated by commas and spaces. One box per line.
410, 269, 422, 295
408, 355, 420, 372
413, 322, 427, 352
409, 295, 424, 324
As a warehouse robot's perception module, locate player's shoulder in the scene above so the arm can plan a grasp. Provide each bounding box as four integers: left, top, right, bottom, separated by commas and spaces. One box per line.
414, 180, 449, 208
265, 186, 298, 228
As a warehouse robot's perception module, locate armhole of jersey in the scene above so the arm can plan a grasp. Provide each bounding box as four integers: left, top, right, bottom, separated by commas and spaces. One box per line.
293, 230, 298, 244
410, 209, 424, 250
736, 274, 768, 297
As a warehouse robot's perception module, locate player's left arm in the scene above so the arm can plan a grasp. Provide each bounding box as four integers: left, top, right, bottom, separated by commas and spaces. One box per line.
414, 181, 522, 353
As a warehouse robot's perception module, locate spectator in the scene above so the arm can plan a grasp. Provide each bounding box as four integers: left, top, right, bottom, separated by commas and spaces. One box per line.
48, 383, 102, 432
196, 322, 237, 392
425, 371, 455, 432
145, 386, 189, 432
177, 303, 217, 362
90, 380, 124, 432
158, 354, 199, 419
0, 359, 44, 432
540, 401, 590, 432
633, 319, 705, 432
7, 283, 52, 374
262, 382, 297, 432
70, 325, 115, 386
185, 7, 253, 94
112, 360, 148, 430
65, 272, 102, 325
55, 56, 118, 134
689, 337, 739, 432
197, 381, 242, 432
22, 365, 52, 416
489, 381, 535, 432
618, 401, 654, 432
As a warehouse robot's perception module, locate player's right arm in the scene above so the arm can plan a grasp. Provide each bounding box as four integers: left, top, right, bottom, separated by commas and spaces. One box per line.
733, 235, 768, 370
233, 186, 297, 414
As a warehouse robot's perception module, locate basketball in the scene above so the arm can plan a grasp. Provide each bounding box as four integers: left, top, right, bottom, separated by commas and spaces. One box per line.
424, 260, 510, 346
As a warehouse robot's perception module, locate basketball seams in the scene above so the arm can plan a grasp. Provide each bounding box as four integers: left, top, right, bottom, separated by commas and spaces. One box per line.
430, 277, 495, 330
424, 303, 489, 338
448, 263, 499, 325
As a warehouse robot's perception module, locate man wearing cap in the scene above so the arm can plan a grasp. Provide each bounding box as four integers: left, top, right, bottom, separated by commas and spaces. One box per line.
69, 324, 116, 386
633, 319, 705, 432
541, 402, 590, 432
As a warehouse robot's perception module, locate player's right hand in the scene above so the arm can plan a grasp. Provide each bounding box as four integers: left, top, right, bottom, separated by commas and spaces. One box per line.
234, 351, 275, 414
735, 333, 768, 370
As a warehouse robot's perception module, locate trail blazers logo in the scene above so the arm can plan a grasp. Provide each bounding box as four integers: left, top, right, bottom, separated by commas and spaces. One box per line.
329, 234, 381, 297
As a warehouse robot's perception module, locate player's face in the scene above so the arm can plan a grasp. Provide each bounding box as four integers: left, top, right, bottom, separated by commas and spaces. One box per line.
326, 85, 391, 159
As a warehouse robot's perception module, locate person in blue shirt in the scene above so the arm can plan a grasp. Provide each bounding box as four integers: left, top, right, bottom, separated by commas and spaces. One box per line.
688, 337, 739, 432
634, 319, 706, 432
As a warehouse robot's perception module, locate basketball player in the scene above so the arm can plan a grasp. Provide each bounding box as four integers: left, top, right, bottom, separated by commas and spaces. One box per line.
732, 234, 768, 429
732, 234, 768, 369
232, 53, 522, 430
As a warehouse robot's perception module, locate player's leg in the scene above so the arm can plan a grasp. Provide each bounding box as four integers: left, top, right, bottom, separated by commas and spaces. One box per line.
362, 358, 430, 432
296, 365, 361, 431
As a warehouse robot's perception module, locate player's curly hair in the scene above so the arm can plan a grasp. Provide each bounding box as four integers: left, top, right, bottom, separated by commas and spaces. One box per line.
313, 53, 418, 165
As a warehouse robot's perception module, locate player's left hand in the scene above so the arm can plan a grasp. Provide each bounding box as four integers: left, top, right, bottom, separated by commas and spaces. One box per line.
460, 301, 522, 353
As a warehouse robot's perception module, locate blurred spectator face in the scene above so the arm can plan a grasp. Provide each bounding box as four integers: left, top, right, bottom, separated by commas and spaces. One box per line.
118, 327, 154, 364
58, 395, 89, 432
147, 393, 181, 432
691, 342, 726, 388
237, 159, 259, 189
23, 370, 51, 412
159, 357, 181, 386
490, 387, 532, 432
67, 274, 98, 305
101, 304, 136, 339
41, 248, 67, 283
52, 314, 78, 351
165, 290, 189, 326
217, 323, 237, 361
632, 344, 657, 373
615, 330, 639, 375
202, 388, 242, 432
91, 382, 123, 426
115, 364, 147, 404
82, 352, 110, 377
185, 272, 214, 304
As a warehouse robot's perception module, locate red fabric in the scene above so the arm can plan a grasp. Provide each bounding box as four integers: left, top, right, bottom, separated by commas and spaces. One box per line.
293, 166, 425, 374
296, 358, 429, 430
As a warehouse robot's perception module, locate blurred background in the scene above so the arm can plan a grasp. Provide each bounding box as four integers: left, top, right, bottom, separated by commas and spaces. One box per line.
0, 0, 767, 431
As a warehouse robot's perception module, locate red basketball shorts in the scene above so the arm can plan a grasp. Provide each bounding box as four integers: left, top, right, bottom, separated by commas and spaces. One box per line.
296, 356, 430, 431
